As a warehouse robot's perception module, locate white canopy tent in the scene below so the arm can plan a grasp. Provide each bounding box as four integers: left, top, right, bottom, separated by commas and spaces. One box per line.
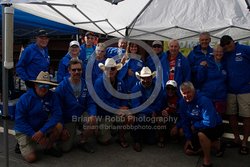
1, 1, 250, 166
11, 0, 250, 42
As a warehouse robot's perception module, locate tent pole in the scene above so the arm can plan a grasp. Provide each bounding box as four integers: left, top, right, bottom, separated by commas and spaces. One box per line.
1, 4, 9, 167
1, 2, 13, 167
126, 0, 153, 36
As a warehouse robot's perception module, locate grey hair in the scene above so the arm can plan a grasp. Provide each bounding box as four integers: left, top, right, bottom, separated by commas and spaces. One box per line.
180, 81, 195, 92
168, 39, 179, 48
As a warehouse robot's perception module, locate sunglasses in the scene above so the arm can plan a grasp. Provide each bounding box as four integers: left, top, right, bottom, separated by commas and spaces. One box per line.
105, 67, 117, 71
38, 84, 50, 89
153, 44, 162, 48
71, 68, 82, 72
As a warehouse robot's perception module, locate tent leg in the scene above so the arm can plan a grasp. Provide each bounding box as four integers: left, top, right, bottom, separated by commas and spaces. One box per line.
1, 3, 13, 167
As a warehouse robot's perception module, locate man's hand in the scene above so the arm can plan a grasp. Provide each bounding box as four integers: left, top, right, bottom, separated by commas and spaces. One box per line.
60, 128, 70, 141
32, 130, 44, 143
117, 106, 129, 116
162, 108, 170, 117
88, 116, 97, 125
127, 69, 134, 76
200, 61, 208, 67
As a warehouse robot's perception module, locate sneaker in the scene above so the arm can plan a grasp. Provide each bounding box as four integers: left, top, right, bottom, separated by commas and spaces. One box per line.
78, 142, 95, 153
185, 145, 202, 156
15, 143, 21, 154
44, 147, 62, 157
133, 142, 142, 152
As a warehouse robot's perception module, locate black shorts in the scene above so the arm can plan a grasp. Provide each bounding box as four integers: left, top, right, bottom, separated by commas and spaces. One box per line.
198, 124, 224, 141
190, 124, 224, 150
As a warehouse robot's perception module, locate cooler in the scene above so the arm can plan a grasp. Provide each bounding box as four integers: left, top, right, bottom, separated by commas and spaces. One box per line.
0, 98, 18, 120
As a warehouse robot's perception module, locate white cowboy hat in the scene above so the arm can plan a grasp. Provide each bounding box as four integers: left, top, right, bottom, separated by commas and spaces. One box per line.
166, 80, 177, 88
135, 67, 156, 80
98, 58, 123, 71
30, 71, 58, 86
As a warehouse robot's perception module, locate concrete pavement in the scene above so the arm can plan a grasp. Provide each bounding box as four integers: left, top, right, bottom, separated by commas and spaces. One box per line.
0, 132, 250, 167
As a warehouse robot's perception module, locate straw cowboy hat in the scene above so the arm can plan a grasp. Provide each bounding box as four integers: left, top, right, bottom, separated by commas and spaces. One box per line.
98, 58, 123, 71
135, 67, 156, 80
30, 71, 58, 86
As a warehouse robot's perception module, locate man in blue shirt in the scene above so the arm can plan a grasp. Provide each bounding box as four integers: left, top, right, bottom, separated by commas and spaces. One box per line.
131, 67, 164, 152
94, 58, 131, 147
146, 40, 166, 71
79, 31, 96, 71
16, 29, 50, 87
15, 71, 62, 163
188, 32, 213, 89
220, 35, 250, 155
179, 82, 223, 167
106, 38, 127, 61
56, 58, 96, 153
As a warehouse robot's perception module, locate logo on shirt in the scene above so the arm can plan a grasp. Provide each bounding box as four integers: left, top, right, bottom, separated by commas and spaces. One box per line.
177, 59, 181, 67
221, 70, 227, 75
137, 62, 143, 67
81, 88, 87, 98
235, 53, 243, 62
235, 56, 243, 62
42, 101, 51, 114
191, 105, 200, 116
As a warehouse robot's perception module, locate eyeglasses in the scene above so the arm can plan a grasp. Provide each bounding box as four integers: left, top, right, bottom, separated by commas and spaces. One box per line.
71, 68, 82, 72
105, 67, 117, 71
153, 44, 162, 48
38, 84, 50, 89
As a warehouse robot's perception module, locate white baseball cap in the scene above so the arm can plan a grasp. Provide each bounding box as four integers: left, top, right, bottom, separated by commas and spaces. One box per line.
166, 80, 177, 88
69, 40, 80, 47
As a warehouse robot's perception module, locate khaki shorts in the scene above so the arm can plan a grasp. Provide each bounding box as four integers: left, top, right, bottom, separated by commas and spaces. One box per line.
15, 133, 37, 157
97, 119, 113, 144
59, 122, 77, 152
226, 93, 250, 117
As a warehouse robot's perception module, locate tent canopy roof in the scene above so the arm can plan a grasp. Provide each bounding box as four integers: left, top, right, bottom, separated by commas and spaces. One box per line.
0, 6, 78, 38
8, 0, 250, 41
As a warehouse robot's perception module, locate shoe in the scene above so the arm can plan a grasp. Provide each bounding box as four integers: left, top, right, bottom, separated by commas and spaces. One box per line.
117, 139, 129, 148
78, 142, 95, 153
15, 143, 21, 154
44, 147, 62, 157
239, 145, 249, 155
157, 141, 165, 148
225, 140, 241, 148
97, 139, 111, 146
133, 142, 142, 152
215, 142, 225, 157
201, 163, 213, 167
185, 145, 202, 156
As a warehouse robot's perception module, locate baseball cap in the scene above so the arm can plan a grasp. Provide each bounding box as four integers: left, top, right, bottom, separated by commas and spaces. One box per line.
36, 29, 48, 37
85, 31, 96, 37
152, 40, 162, 46
69, 40, 80, 47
